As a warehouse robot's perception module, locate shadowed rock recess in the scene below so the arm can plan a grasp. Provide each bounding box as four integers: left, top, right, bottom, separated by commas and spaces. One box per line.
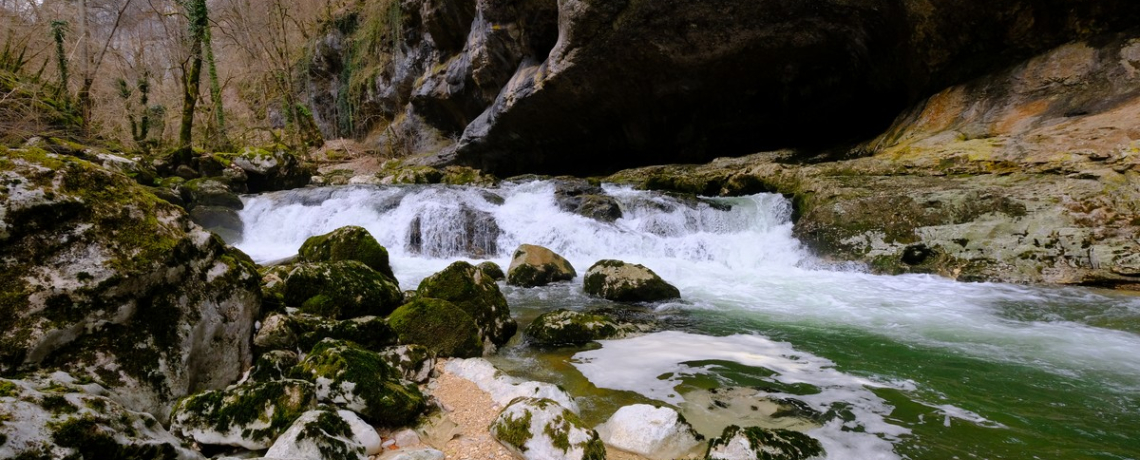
308, 0, 1140, 176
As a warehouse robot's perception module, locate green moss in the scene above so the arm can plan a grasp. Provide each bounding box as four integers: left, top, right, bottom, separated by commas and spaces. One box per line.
388, 298, 483, 358
284, 261, 403, 319
51, 416, 181, 460
544, 415, 571, 452
296, 410, 363, 459
493, 408, 533, 451
40, 395, 78, 414
707, 425, 823, 460
525, 309, 624, 346
416, 261, 515, 344
0, 380, 17, 397
291, 340, 425, 425
298, 226, 394, 279
172, 380, 315, 444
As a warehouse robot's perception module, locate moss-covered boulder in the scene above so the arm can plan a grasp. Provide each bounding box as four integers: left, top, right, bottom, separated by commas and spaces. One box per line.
478, 261, 506, 281
233, 147, 312, 193
189, 206, 243, 243
253, 313, 298, 351
417, 261, 517, 347
253, 313, 399, 353
182, 178, 243, 210
0, 374, 200, 459
283, 261, 403, 319
290, 340, 426, 425
583, 260, 680, 302
243, 350, 300, 384
298, 226, 395, 279
706, 425, 824, 460
169, 379, 317, 449
507, 244, 577, 287
259, 264, 293, 314
378, 345, 436, 383
525, 309, 634, 346
388, 298, 485, 358
554, 179, 623, 223
490, 397, 605, 460
0, 150, 261, 420
264, 408, 368, 460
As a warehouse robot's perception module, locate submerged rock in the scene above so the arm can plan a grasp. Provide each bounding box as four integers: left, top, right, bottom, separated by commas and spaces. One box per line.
706, 425, 824, 460
298, 226, 395, 279
0, 150, 261, 420
417, 261, 517, 347
490, 397, 605, 460
388, 298, 484, 358
595, 405, 705, 460
507, 244, 577, 287
169, 379, 317, 449
264, 408, 368, 460
0, 374, 201, 459
290, 340, 426, 425
407, 205, 501, 259
583, 260, 681, 302
283, 261, 403, 319
525, 309, 634, 346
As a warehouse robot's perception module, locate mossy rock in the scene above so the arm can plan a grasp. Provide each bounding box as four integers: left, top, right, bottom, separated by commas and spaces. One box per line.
388, 298, 484, 358
0, 375, 199, 459
182, 178, 243, 210
525, 309, 633, 346
583, 260, 680, 302
292, 314, 399, 352
259, 265, 293, 314
170, 379, 317, 449
289, 340, 426, 425
416, 261, 516, 346
189, 205, 243, 243
284, 261, 403, 319
299, 226, 395, 279
377, 345, 436, 383
264, 408, 367, 460
706, 425, 824, 460
490, 397, 605, 460
0, 150, 261, 419
233, 147, 312, 193
554, 179, 623, 222
253, 314, 298, 351
244, 350, 300, 383
507, 244, 577, 287
478, 261, 506, 281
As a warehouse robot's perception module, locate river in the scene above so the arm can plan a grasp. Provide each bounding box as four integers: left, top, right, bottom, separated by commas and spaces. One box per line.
235, 181, 1140, 460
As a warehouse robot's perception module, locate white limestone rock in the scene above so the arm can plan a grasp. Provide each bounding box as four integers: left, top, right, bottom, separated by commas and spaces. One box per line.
595, 404, 705, 460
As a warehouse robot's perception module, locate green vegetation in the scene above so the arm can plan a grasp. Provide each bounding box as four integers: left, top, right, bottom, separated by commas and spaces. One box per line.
388, 298, 483, 358
493, 407, 534, 451
298, 226, 394, 279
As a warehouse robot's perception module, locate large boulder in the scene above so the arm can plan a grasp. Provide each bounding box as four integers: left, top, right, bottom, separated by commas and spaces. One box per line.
490, 397, 606, 460
264, 408, 369, 460
0, 150, 261, 420
507, 244, 577, 287
0, 374, 201, 459
283, 261, 403, 319
233, 147, 312, 192
524, 309, 633, 346
417, 261, 517, 346
478, 261, 506, 281
242, 350, 301, 384
583, 260, 681, 302
706, 425, 824, 460
388, 298, 484, 358
595, 405, 705, 460
554, 180, 623, 223
254, 313, 399, 352
298, 226, 395, 279
181, 178, 243, 210
169, 379, 317, 449
377, 345, 436, 384
290, 340, 426, 425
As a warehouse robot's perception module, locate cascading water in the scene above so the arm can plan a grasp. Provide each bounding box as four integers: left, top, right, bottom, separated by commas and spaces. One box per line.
236, 181, 1140, 460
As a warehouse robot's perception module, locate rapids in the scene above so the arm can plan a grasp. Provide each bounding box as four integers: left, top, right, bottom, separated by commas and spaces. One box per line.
236, 181, 1140, 460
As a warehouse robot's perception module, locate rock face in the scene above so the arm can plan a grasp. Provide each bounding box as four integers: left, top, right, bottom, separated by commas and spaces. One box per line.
416, 261, 517, 347
0, 150, 261, 419
706, 425, 823, 460
595, 405, 705, 460
169, 379, 317, 449
291, 340, 426, 425
305, 0, 1140, 176
299, 226, 395, 279
490, 397, 605, 460
507, 244, 577, 287
388, 298, 484, 358
283, 261, 403, 319
0, 374, 201, 459
524, 309, 632, 346
583, 260, 681, 302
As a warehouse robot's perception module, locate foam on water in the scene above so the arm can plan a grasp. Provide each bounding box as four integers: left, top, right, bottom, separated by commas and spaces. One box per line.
572, 331, 909, 459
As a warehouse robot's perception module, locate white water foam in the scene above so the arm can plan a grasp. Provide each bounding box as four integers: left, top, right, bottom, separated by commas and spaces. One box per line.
572, 331, 907, 460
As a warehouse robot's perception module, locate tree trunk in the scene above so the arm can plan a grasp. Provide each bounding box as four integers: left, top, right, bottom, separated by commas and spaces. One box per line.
203, 20, 228, 150
77, 0, 91, 135
177, 0, 208, 162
